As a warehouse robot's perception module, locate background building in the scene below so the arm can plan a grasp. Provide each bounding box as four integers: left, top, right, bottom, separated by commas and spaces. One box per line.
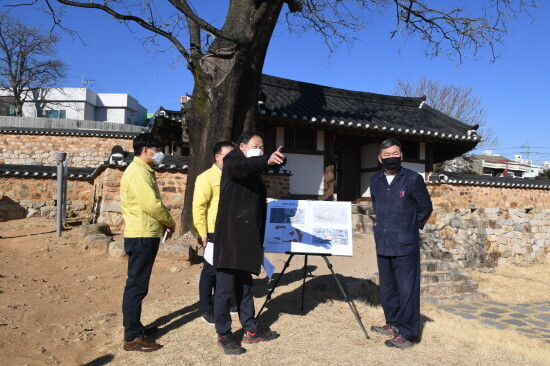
0, 88, 147, 125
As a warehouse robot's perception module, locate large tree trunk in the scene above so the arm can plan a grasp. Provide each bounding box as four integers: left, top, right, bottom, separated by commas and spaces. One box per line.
180, 1, 285, 234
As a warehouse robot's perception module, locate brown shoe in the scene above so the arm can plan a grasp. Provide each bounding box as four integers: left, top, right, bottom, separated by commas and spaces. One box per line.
123, 338, 163, 352
370, 323, 398, 336
385, 334, 415, 349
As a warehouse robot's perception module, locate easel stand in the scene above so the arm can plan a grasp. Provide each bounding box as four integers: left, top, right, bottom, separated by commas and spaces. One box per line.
257, 252, 370, 339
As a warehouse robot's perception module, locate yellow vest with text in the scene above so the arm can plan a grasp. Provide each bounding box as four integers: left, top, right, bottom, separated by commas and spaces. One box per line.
120, 157, 175, 238
192, 164, 222, 238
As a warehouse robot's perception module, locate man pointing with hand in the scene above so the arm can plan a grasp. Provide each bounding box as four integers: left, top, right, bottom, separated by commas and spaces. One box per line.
213, 130, 284, 355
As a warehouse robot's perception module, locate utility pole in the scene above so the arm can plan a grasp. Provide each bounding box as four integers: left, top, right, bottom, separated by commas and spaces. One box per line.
81, 74, 95, 89
519, 144, 531, 162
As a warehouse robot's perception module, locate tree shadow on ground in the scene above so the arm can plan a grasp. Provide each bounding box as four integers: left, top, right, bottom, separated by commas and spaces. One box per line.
254, 266, 433, 342
253, 264, 380, 331
146, 301, 201, 341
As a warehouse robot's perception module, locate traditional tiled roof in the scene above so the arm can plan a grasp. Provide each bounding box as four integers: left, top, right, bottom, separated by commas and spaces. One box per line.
259, 75, 480, 143
0, 117, 147, 138
88, 152, 291, 179
148, 107, 183, 128
0, 126, 142, 138
0, 164, 95, 180
427, 171, 550, 189
88, 153, 190, 180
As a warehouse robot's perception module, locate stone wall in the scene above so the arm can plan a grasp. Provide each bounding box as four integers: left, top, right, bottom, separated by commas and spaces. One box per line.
421, 207, 550, 268
0, 133, 133, 167
94, 169, 291, 228
0, 169, 291, 224
352, 183, 550, 268
423, 184, 550, 267
427, 184, 550, 210
0, 176, 94, 220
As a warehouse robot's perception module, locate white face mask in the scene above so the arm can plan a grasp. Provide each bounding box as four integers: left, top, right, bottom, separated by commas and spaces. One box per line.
151, 151, 165, 165
246, 149, 264, 158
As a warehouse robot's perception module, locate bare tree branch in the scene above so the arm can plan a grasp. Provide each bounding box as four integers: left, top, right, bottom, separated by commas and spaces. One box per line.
167, 0, 244, 45
395, 77, 498, 148
51, 0, 191, 61
0, 12, 66, 116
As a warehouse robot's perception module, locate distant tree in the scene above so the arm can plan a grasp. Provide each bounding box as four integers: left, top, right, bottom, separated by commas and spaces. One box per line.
536, 169, 550, 180
11, 0, 540, 231
394, 77, 498, 148
433, 155, 478, 175
0, 13, 66, 117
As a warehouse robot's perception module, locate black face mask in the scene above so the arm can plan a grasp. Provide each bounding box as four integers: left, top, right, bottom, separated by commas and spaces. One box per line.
381, 157, 401, 171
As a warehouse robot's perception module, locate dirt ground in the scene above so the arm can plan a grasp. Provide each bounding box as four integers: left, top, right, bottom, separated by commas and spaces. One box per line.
0, 217, 376, 365
1, 217, 549, 366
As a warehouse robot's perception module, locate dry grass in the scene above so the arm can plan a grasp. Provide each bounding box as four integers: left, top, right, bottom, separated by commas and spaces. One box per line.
96, 263, 550, 366
470, 262, 550, 303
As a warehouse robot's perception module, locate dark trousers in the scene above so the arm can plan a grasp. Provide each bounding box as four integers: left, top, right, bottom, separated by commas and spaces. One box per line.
377, 251, 421, 341
122, 237, 160, 342
214, 268, 258, 336
199, 259, 217, 313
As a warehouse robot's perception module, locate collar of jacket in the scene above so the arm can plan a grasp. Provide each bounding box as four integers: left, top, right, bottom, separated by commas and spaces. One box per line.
132, 156, 154, 172
225, 148, 246, 160
377, 166, 404, 178
212, 163, 222, 175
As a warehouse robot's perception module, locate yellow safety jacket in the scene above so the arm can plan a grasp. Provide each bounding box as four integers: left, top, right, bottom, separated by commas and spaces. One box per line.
120, 157, 175, 238
192, 164, 222, 238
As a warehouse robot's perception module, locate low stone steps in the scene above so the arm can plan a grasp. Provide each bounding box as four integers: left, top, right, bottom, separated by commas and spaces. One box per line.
421, 270, 470, 284
420, 255, 487, 304
421, 260, 460, 272
421, 291, 487, 305
421, 280, 479, 297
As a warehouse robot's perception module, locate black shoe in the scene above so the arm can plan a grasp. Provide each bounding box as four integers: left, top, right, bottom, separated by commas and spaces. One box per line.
217, 332, 245, 355
243, 329, 279, 343
202, 311, 215, 325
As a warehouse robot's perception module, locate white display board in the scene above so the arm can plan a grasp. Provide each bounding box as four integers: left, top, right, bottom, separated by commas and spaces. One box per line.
263, 200, 353, 256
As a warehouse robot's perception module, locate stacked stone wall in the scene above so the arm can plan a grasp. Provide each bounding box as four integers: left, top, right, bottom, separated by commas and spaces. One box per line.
0, 133, 133, 167
427, 184, 550, 210
423, 184, 550, 267
0, 176, 94, 220
353, 183, 550, 268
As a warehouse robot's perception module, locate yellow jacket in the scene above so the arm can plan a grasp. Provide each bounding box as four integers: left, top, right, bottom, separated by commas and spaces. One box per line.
192, 164, 222, 238
120, 157, 175, 238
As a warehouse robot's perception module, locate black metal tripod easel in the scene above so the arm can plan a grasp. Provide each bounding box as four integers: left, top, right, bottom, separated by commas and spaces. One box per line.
256, 252, 370, 339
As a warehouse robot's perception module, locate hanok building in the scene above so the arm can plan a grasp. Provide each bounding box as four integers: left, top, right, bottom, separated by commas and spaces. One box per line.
151, 75, 481, 201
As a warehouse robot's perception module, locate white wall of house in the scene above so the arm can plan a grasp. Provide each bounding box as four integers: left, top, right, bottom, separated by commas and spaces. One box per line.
360, 143, 379, 197
285, 153, 325, 195
0, 88, 146, 125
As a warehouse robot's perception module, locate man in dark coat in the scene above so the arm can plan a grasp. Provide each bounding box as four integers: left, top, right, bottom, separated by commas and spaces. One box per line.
369, 138, 433, 349
213, 130, 284, 355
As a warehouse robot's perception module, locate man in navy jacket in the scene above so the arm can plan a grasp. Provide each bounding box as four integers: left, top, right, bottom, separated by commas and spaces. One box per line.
369, 138, 433, 348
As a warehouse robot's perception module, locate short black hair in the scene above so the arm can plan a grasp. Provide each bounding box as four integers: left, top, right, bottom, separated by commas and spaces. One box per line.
133, 133, 163, 156
238, 130, 264, 145
213, 141, 235, 158
379, 138, 402, 154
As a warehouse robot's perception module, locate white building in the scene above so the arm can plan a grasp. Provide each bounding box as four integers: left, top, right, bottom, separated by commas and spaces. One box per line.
0, 88, 147, 125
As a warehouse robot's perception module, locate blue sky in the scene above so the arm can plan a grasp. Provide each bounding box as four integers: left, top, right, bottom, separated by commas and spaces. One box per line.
6, 1, 550, 165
